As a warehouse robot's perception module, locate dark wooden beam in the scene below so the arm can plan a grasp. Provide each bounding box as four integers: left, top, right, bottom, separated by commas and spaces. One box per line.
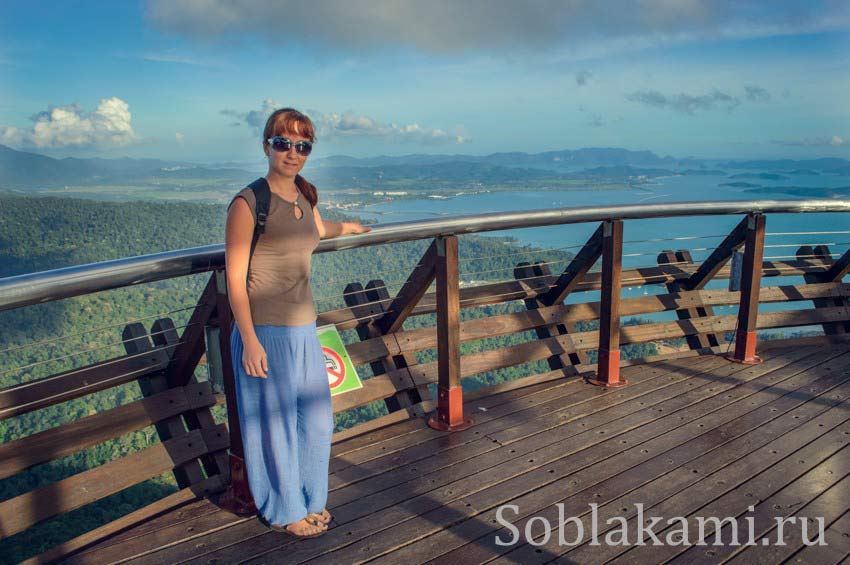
162, 274, 218, 388
729, 213, 766, 363
514, 261, 585, 371
428, 236, 473, 431
539, 224, 604, 307
683, 215, 749, 291
822, 247, 850, 283
801, 246, 850, 336
123, 323, 205, 489
365, 280, 430, 410
209, 272, 241, 460
589, 220, 627, 387
344, 280, 425, 415
658, 250, 720, 349
377, 240, 438, 335
150, 317, 228, 482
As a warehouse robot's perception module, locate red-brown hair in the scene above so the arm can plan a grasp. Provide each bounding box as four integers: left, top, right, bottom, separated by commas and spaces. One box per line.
262, 108, 318, 208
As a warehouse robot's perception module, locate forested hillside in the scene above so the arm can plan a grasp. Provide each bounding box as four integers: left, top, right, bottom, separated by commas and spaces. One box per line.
0, 193, 656, 562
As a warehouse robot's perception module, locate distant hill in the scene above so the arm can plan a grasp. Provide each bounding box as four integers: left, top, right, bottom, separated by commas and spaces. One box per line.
0, 144, 252, 189
4, 143, 850, 193
0, 144, 692, 192
577, 165, 676, 178
311, 147, 690, 170
728, 172, 789, 181
717, 157, 850, 172
680, 169, 727, 176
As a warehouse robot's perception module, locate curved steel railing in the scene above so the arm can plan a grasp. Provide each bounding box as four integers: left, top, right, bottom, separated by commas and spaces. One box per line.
2, 199, 849, 312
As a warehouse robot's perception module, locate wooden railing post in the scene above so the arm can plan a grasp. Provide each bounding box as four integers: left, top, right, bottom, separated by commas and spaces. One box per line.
588, 220, 628, 387
212, 270, 256, 516
821, 246, 850, 283
122, 323, 204, 489
151, 317, 228, 482
428, 236, 473, 431
539, 224, 604, 307
657, 249, 721, 350
728, 213, 766, 364
344, 279, 430, 415
799, 245, 850, 335
682, 216, 750, 291
513, 261, 585, 375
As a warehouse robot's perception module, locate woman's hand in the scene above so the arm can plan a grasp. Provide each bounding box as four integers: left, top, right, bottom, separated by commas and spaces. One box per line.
242, 337, 269, 378
344, 222, 372, 235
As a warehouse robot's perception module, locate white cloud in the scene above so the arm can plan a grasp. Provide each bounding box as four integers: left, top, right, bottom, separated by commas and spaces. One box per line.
0, 97, 138, 149
175, 132, 185, 144
772, 135, 845, 147
222, 100, 469, 144
744, 85, 771, 102
312, 111, 469, 144
577, 105, 605, 127
575, 71, 592, 87
144, 0, 850, 55
627, 89, 740, 114
140, 51, 212, 66
221, 98, 279, 131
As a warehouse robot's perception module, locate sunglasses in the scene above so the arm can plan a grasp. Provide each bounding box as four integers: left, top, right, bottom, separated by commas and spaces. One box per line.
267, 136, 313, 156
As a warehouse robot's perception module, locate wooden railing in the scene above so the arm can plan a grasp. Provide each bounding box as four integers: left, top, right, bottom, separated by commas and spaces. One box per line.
0, 201, 849, 562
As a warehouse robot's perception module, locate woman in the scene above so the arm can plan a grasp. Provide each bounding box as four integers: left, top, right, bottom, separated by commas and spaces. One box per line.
225, 108, 371, 537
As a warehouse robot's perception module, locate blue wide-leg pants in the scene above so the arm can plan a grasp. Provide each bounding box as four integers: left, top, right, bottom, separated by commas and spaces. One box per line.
230, 322, 333, 526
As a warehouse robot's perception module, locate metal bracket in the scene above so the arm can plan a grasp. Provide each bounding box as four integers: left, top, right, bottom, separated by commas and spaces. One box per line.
436, 236, 446, 256
204, 325, 225, 394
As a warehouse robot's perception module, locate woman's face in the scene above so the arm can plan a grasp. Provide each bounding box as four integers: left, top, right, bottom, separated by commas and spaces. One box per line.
265, 130, 311, 178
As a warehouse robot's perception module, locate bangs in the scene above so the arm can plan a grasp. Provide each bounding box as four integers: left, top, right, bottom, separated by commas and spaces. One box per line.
267, 110, 316, 142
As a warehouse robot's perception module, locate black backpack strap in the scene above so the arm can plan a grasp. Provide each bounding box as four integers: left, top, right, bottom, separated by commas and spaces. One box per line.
246, 177, 271, 274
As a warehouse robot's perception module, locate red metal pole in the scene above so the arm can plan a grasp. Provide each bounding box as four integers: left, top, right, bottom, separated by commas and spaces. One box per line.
588, 220, 628, 387
728, 213, 766, 364
428, 236, 474, 431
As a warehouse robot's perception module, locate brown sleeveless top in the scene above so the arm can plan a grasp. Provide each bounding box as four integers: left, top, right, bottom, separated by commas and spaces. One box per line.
228, 185, 320, 326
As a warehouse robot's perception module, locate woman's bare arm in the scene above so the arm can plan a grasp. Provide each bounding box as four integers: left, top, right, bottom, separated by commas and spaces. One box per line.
312, 206, 371, 240
225, 197, 267, 378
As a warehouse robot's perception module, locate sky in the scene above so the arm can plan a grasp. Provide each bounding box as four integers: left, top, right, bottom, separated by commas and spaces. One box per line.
1, 0, 849, 164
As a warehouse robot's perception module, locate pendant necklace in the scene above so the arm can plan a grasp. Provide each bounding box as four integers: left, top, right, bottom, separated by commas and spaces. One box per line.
291, 189, 302, 218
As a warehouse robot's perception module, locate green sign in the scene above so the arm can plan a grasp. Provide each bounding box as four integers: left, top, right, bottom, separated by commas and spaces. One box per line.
317, 324, 363, 396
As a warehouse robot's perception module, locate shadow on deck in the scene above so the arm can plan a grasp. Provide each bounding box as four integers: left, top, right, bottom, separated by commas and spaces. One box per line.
56, 344, 850, 564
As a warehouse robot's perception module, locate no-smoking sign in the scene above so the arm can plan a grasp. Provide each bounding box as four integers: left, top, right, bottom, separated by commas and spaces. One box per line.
323, 346, 346, 389
317, 325, 362, 396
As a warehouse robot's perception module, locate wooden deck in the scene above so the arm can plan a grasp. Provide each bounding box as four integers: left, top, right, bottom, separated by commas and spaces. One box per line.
55, 344, 850, 564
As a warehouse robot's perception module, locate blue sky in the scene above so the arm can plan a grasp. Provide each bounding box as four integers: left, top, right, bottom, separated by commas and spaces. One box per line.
1, 0, 849, 163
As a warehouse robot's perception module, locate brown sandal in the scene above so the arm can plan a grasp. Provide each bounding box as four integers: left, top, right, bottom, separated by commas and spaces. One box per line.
258, 514, 328, 538
307, 508, 334, 525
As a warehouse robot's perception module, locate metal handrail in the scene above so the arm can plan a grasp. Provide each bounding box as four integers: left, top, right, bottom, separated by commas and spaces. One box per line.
2, 199, 849, 312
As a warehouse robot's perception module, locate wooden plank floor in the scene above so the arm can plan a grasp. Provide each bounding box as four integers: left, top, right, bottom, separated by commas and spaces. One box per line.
62, 344, 850, 565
